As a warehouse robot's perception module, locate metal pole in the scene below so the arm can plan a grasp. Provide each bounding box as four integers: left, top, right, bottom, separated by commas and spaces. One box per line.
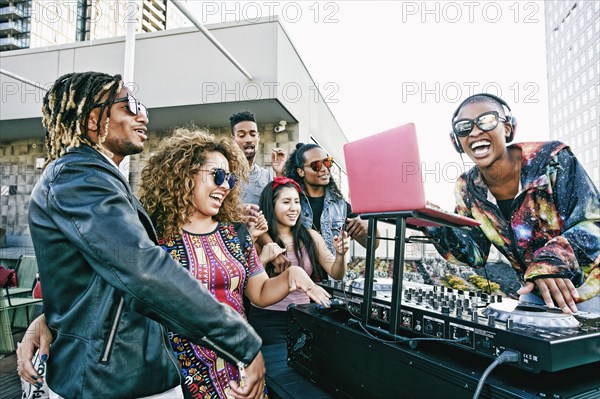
123, 0, 136, 85
170, 0, 254, 80
0, 69, 47, 91
119, 0, 138, 182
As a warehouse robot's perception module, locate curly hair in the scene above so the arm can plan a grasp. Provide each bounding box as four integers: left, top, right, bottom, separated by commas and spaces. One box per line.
41, 72, 123, 166
283, 142, 344, 200
138, 128, 249, 239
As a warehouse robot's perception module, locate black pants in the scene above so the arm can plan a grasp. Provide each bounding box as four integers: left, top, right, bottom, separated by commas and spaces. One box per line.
247, 306, 288, 346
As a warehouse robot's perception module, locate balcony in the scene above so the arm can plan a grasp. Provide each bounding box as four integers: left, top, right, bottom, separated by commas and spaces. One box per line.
0, 5, 29, 21
0, 20, 28, 34
141, 10, 165, 32
0, 35, 29, 51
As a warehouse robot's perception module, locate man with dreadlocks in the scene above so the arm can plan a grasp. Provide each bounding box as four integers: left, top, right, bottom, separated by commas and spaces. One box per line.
19, 72, 265, 399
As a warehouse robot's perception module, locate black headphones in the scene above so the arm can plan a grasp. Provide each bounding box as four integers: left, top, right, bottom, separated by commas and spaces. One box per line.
449, 93, 517, 153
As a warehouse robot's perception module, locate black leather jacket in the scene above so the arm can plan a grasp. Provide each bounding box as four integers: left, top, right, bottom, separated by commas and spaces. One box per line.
28, 145, 261, 398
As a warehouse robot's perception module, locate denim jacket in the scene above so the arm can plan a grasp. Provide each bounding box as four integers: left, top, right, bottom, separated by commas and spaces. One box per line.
429, 141, 600, 302
299, 187, 347, 255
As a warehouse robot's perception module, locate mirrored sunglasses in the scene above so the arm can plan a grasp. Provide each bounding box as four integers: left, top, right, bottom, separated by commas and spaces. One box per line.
202, 168, 237, 189
452, 111, 506, 137
304, 156, 334, 172
113, 93, 149, 119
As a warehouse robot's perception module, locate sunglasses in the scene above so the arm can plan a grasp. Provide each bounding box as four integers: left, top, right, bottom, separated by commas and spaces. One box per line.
303, 156, 334, 172
201, 168, 237, 189
113, 93, 149, 119
452, 111, 506, 137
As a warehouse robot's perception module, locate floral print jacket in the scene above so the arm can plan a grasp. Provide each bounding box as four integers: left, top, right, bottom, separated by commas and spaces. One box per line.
429, 141, 600, 301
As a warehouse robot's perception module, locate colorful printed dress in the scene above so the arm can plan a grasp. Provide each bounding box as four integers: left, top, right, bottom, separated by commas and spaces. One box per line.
160, 223, 265, 399
428, 141, 600, 302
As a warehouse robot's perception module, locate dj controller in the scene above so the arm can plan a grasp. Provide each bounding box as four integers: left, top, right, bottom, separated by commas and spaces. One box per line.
318, 278, 600, 373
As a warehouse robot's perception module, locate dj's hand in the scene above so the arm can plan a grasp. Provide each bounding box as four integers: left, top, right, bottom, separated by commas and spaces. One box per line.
517, 278, 579, 313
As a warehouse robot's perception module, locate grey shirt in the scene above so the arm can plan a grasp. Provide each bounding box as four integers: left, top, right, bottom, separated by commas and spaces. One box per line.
240, 163, 274, 205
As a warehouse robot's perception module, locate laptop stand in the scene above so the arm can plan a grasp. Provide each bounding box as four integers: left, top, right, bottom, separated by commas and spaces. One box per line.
358, 210, 476, 336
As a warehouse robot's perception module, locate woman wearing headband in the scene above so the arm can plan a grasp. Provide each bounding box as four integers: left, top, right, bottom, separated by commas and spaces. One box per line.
248, 176, 350, 344
428, 93, 599, 314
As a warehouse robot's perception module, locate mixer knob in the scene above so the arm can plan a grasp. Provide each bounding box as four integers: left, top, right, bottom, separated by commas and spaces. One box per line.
481, 293, 488, 302
458, 289, 464, 295
432, 300, 438, 309
405, 292, 412, 301
487, 315, 496, 327
507, 318, 514, 330
447, 288, 454, 293
457, 299, 463, 308
433, 285, 438, 292
463, 299, 470, 308
469, 291, 476, 298
489, 295, 495, 303
471, 312, 478, 322
441, 306, 450, 315
449, 300, 455, 309
497, 295, 503, 303
456, 307, 463, 318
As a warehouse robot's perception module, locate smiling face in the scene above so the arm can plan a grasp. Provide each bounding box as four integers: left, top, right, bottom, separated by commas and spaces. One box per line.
456, 101, 511, 169
190, 151, 232, 219
274, 186, 301, 229
297, 147, 331, 189
88, 88, 149, 165
233, 120, 259, 162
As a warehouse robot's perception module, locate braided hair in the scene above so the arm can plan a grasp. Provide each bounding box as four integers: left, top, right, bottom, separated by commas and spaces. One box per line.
283, 142, 344, 200
41, 72, 123, 165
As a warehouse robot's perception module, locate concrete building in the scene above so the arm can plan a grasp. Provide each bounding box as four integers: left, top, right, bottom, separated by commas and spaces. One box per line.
0, 17, 349, 253
0, 0, 185, 52
544, 1, 600, 187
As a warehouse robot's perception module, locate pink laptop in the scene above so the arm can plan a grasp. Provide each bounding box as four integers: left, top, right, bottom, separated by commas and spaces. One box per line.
343, 123, 480, 228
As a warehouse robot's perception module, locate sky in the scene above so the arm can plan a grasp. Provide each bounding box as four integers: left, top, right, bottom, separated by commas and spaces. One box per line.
180, 1, 551, 210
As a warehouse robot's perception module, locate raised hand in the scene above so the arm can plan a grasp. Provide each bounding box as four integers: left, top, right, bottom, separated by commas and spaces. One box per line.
271, 148, 287, 176
333, 230, 350, 255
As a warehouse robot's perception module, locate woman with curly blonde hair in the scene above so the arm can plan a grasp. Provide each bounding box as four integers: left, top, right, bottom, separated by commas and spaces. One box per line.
138, 128, 331, 399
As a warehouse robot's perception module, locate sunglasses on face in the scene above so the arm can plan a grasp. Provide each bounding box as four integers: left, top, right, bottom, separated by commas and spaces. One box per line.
201, 168, 237, 189
113, 93, 149, 119
452, 111, 506, 137
303, 156, 334, 172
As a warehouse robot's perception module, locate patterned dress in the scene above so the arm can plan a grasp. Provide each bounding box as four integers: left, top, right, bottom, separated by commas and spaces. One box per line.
429, 141, 600, 302
160, 223, 265, 399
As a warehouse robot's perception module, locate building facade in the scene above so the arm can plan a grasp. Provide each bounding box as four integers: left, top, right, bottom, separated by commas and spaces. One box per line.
544, 1, 600, 187
0, 18, 349, 245
0, 0, 185, 52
